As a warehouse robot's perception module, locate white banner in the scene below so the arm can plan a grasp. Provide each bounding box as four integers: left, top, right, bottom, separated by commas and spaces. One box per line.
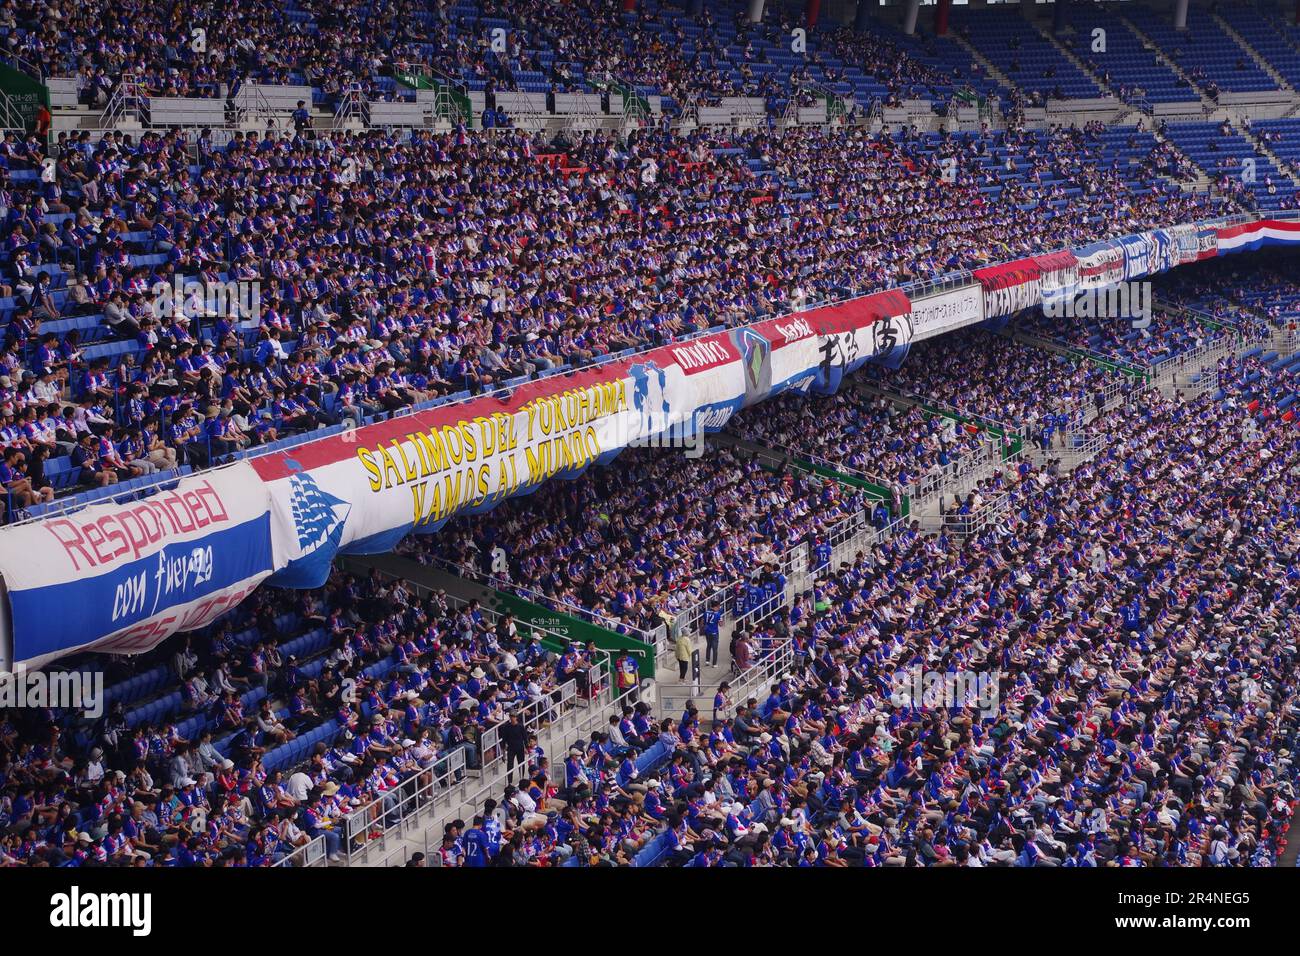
908, 283, 985, 343
0, 463, 274, 668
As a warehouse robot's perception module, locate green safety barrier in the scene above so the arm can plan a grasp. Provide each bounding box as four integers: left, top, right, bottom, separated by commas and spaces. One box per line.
608, 80, 650, 118
0, 61, 49, 132
789, 458, 911, 520
919, 403, 1026, 461
475, 587, 657, 678
1056, 347, 1150, 383
393, 70, 473, 127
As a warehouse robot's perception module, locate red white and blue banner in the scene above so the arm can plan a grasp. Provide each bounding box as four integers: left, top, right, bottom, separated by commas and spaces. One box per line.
1214, 217, 1300, 254
1032, 250, 1081, 313
4, 213, 1299, 668
973, 258, 1041, 317
1075, 240, 1127, 290
0, 465, 274, 669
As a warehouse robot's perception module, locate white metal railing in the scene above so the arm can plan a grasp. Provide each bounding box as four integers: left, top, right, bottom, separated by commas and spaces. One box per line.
379, 680, 640, 866
100, 72, 147, 128
274, 832, 330, 868
1056, 431, 1107, 464
831, 516, 903, 566
910, 438, 1000, 506
1150, 332, 1246, 383
822, 508, 870, 556
658, 629, 798, 718
941, 489, 1013, 536
666, 529, 814, 646
471, 677, 578, 798
392, 677, 636, 865
0, 89, 26, 132
333, 84, 370, 129
335, 745, 469, 867
1270, 328, 1300, 355
318, 561, 618, 861
1185, 368, 1219, 398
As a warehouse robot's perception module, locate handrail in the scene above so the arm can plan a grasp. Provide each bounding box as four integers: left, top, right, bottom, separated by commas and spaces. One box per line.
334, 746, 469, 867
940, 489, 1014, 535
274, 832, 330, 868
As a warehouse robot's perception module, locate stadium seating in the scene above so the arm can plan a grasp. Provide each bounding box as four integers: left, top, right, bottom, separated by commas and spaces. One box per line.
4, 0, 1300, 873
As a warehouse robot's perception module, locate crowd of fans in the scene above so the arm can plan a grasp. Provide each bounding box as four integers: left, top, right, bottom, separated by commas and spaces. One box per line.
0, 563, 615, 866
864, 328, 1113, 433
0, 108, 1238, 520
4, 301, 1300, 865
726, 389, 991, 493
406, 372, 1300, 867
401, 444, 868, 637
1155, 255, 1300, 333
0, 0, 975, 111
1012, 306, 1241, 369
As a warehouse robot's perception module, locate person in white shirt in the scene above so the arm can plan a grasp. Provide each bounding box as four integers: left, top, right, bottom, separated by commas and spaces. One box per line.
285, 770, 314, 803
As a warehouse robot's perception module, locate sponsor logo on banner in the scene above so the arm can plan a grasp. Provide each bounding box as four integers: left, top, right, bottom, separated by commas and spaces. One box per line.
768, 316, 815, 347
908, 284, 983, 341
667, 336, 737, 374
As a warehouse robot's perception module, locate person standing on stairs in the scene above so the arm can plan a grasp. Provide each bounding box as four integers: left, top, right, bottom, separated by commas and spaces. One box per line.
675, 630, 692, 681
703, 602, 723, 667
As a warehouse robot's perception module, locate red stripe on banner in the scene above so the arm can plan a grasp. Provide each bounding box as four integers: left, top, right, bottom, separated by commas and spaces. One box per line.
799, 289, 911, 336
248, 327, 738, 480
666, 334, 741, 374
1217, 219, 1300, 243
973, 257, 1042, 290
1029, 250, 1079, 272
752, 313, 818, 350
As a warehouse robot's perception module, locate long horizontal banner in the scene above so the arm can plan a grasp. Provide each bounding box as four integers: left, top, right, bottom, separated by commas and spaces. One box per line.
2, 214, 1298, 668
1216, 217, 1300, 254
253, 288, 916, 590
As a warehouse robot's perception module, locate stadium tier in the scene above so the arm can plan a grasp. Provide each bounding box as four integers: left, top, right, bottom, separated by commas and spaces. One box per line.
0, 0, 1299, 886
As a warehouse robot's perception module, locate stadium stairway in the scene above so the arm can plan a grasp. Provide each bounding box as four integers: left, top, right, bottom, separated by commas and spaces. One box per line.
1212, 8, 1298, 93
1027, 19, 1115, 100
1114, 9, 1218, 109
329, 557, 647, 866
